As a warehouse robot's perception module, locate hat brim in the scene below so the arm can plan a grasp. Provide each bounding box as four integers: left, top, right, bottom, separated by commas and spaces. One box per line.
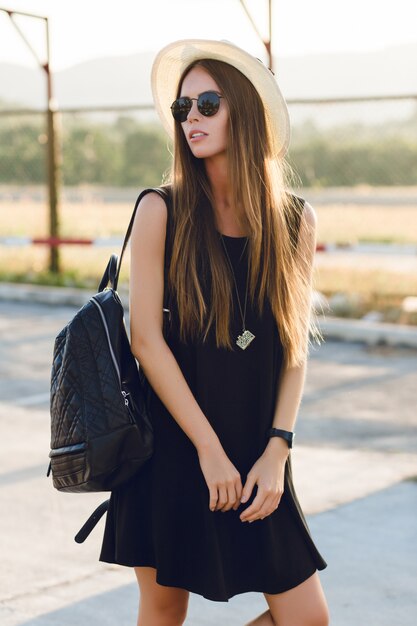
151, 39, 290, 159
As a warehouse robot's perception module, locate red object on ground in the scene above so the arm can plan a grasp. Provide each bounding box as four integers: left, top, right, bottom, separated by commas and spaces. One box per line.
32, 237, 94, 246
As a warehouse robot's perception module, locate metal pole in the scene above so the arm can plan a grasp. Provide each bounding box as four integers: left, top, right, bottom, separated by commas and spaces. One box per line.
0, 7, 60, 273
268, 0, 273, 71
44, 17, 60, 273
239, 0, 273, 70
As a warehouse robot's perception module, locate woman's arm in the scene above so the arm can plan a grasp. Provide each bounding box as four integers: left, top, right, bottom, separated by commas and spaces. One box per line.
130, 191, 219, 451
266, 361, 307, 457
266, 199, 317, 451
130, 192, 243, 511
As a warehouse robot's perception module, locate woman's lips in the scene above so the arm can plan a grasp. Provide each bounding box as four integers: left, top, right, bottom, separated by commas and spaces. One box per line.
189, 130, 208, 142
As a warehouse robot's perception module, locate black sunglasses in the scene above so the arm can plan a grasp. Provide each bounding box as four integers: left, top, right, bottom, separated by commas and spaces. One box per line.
170, 91, 223, 123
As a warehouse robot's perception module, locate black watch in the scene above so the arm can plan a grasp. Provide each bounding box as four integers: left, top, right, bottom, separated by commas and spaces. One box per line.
267, 428, 294, 449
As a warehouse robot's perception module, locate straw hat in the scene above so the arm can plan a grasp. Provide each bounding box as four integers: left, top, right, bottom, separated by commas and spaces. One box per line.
151, 39, 290, 158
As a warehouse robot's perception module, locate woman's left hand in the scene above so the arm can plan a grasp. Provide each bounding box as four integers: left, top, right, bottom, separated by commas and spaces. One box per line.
239, 438, 289, 523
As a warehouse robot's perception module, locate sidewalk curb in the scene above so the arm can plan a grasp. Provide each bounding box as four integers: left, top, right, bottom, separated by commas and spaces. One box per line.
0, 282, 128, 309
1, 281, 416, 348
317, 315, 417, 348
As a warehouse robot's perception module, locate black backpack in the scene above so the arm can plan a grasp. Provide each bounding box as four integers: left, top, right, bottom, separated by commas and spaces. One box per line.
47, 187, 170, 511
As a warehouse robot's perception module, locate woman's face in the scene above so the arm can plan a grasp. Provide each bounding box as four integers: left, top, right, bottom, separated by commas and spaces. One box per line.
179, 66, 228, 161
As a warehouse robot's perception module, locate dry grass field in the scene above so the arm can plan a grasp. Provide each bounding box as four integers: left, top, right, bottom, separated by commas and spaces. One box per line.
2, 196, 417, 243
314, 204, 417, 245
1, 191, 416, 320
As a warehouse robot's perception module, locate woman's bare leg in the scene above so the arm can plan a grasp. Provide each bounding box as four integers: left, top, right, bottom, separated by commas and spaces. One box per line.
264, 572, 329, 626
134, 566, 190, 626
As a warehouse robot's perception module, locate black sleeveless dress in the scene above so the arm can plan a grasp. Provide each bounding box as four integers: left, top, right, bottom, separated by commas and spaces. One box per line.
99, 190, 327, 602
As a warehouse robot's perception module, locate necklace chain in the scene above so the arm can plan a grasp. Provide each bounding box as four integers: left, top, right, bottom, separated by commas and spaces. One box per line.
220, 236, 249, 328
220, 236, 255, 350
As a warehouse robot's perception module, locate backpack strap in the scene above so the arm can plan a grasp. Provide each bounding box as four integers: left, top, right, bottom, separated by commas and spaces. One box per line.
74, 499, 110, 543
73, 188, 173, 543
98, 254, 118, 292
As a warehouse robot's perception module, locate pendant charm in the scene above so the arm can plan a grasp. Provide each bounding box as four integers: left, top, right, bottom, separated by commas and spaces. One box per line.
236, 329, 255, 350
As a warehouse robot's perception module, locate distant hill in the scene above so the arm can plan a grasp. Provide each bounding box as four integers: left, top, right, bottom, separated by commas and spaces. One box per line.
0, 52, 155, 109
1, 43, 416, 126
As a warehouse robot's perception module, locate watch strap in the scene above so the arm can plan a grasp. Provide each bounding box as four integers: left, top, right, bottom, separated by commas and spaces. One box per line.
267, 428, 294, 448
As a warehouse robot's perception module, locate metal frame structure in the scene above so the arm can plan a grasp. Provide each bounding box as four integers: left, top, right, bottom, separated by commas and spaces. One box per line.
0, 6, 60, 272
0, 1, 274, 274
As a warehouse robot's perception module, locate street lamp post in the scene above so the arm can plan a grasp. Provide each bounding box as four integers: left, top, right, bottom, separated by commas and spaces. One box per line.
1, 7, 60, 273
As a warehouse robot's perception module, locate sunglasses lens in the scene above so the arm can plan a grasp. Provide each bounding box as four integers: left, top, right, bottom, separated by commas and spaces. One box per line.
170, 92, 221, 122
198, 92, 221, 116
171, 97, 191, 122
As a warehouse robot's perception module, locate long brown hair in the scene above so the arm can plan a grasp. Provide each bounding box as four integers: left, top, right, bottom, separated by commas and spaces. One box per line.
165, 59, 315, 368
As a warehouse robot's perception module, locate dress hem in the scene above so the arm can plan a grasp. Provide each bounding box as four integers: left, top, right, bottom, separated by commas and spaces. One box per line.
98, 555, 326, 603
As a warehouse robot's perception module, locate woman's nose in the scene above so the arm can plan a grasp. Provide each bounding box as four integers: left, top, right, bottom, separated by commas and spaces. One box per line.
187, 99, 200, 122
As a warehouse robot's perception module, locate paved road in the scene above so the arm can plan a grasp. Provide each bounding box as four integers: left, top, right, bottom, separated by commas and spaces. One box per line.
0, 301, 416, 625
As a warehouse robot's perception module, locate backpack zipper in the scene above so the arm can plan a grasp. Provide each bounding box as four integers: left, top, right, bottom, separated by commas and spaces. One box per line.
90, 297, 137, 424
91, 296, 125, 397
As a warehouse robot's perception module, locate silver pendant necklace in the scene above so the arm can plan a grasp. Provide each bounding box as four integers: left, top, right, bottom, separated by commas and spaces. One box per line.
220, 235, 255, 350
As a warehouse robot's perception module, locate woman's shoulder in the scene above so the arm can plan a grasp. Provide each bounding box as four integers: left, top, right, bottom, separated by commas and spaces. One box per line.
137, 184, 172, 206
135, 185, 173, 229
285, 192, 316, 227
132, 184, 175, 242
132, 186, 175, 267
283, 192, 317, 249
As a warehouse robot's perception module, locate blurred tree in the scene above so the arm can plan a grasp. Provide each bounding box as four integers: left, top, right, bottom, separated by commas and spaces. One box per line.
2, 110, 417, 187
121, 124, 171, 187
0, 119, 45, 183
62, 125, 122, 185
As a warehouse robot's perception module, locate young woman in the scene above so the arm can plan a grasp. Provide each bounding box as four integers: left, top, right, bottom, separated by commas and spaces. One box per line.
100, 39, 329, 626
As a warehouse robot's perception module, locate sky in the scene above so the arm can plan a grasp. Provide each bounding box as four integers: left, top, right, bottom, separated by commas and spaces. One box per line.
0, 0, 416, 71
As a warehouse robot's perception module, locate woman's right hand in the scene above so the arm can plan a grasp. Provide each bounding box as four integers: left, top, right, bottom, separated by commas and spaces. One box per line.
197, 444, 243, 512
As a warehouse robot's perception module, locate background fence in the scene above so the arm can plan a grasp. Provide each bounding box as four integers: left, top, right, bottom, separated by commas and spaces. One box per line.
1, 95, 417, 190
1, 96, 417, 322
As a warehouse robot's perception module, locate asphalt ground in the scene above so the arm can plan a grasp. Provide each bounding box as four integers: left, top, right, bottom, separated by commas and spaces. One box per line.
0, 299, 416, 625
